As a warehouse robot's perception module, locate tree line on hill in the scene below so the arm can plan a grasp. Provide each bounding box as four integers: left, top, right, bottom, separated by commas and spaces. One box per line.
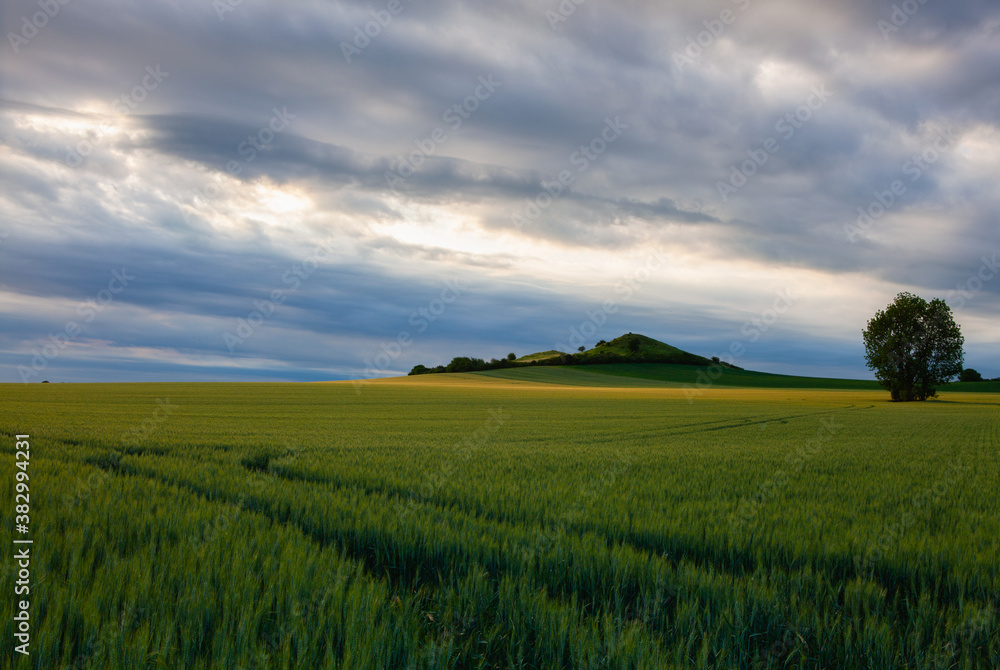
409, 354, 519, 376
408, 338, 743, 376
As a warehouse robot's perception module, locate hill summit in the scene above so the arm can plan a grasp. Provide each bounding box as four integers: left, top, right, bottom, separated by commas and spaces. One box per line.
571, 333, 713, 366
410, 332, 737, 375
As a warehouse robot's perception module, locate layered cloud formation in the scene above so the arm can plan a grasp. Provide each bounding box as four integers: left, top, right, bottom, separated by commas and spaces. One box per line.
1, 0, 998, 382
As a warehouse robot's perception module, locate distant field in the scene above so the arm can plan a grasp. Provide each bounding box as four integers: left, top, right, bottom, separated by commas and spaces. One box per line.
475, 365, 678, 387
476, 363, 883, 389
2, 379, 998, 668
477, 363, 1000, 393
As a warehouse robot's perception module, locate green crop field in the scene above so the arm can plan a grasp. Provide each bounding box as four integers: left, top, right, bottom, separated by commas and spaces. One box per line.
475, 364, 885, 390
477, 363, 1000, 393
1, 376, 998, 669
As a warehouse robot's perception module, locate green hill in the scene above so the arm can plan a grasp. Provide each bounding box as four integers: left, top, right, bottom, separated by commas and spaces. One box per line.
411, 332, 714, 376
571, 333, 714, 366
514, 350, 566, 363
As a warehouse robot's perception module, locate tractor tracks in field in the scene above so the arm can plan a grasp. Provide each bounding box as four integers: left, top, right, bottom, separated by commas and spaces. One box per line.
92, 458, 689, 648
562, 405, 871, 447
639, 405, 862, 439
53, 401, 991, 637
79, 436, 995, 640
241, 405, 867, 564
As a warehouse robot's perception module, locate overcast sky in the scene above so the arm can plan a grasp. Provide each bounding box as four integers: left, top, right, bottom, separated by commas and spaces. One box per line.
1, 0, 998, 383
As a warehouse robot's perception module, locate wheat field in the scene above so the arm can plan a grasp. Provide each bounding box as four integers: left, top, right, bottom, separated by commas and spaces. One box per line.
1, 378, 997, 668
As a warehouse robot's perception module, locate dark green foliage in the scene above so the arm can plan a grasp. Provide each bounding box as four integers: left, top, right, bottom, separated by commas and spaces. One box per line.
507, 352, 516, 361
863, 292, 964, 401
445, 356, 488, 373
960, 368, 984, 382
441, 356, 515, 373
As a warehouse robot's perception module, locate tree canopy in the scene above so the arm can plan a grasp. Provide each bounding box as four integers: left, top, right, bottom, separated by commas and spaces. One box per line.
959, 368, 983, 382
862, 292, 964, 401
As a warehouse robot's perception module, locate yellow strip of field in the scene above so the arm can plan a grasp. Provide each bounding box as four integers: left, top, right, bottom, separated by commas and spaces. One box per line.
333, 373, 1000, 408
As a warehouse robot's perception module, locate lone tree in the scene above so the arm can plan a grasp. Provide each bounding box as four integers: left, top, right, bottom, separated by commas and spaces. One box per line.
862, 292, 964, 401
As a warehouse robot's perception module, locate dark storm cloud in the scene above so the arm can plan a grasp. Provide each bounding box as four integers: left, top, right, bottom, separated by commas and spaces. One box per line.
137, 112, 720, 237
